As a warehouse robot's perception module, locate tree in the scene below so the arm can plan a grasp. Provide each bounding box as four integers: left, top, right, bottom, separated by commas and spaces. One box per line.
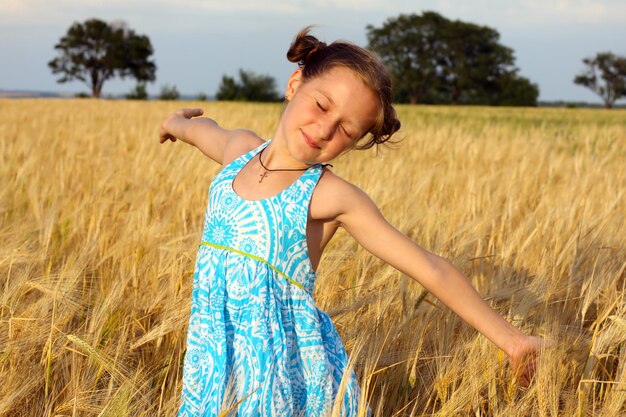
366, 12, 538, 106
126, 82, 148, 100
48, 18, 156, 98
159, 84, 180, 100
574, 52, 626, 108
216, 69, 280, 102
492, 73, 539, 106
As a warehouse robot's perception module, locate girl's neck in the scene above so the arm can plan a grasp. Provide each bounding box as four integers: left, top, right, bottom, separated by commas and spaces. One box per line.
262, 135, 317, 170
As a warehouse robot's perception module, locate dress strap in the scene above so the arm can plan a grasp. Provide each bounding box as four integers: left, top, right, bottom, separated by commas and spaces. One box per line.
233, 139, 272, 170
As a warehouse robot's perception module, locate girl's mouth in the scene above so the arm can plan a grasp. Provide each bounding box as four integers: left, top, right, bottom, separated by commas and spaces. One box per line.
302, 131, 321, 149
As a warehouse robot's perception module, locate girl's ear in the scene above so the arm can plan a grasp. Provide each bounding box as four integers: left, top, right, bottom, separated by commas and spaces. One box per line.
285, 69, 303, 101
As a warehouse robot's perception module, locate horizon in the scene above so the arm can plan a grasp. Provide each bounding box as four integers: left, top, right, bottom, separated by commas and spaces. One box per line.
1, 88, 624, 108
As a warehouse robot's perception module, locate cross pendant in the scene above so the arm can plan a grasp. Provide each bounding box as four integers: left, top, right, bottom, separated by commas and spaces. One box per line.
259, 171, 269, 183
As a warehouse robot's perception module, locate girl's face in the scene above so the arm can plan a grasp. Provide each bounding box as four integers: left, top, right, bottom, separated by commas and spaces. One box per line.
277, 66, 380, 165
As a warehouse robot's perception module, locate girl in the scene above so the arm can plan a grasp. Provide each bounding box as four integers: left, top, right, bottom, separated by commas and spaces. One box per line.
160, 27, 543, 417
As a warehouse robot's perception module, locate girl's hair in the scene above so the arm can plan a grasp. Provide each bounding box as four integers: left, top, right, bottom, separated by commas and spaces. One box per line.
287, 26, 401, 151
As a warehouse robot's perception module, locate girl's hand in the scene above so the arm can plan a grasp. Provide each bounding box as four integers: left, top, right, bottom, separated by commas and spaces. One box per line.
507, 335, 546, 387
159, 108, 204, 143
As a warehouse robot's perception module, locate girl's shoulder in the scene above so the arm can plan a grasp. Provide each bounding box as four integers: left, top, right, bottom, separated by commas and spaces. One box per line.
221, 130, 264, 167
310, 167, 369, 222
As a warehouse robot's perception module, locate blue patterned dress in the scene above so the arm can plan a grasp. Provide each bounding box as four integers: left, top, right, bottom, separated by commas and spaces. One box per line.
177, 139, 369, 416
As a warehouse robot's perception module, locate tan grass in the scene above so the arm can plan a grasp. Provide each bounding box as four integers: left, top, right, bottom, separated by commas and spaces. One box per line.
1, 98, 624, 416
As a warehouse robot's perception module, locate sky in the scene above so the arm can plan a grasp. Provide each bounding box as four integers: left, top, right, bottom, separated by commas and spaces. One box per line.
1, 0, 625, 103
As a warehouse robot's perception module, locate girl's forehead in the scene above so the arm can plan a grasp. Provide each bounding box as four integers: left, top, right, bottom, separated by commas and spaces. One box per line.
310, 66, 365, 85
305, 68, 374, 101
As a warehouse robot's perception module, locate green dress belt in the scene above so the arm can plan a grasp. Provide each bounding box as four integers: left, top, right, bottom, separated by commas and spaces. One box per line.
199, 241, 306, 291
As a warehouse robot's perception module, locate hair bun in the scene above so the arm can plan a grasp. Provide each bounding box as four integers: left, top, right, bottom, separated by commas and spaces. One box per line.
381, 117, 401, 136
390, 119, 401, 134
287, 26, 327, 68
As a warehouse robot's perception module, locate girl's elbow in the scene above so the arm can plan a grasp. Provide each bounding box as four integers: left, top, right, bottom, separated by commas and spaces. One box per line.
420, 255, 454, 287
427, 252, 450, 274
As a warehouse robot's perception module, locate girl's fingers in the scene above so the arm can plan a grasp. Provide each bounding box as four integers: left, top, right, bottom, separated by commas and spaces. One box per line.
159, 129, 177, 143
160, 135, 176, 143
159, 108, 203, 144
161, 136, 177, 143
507, 335, 544, 388
178, 108, 204, 119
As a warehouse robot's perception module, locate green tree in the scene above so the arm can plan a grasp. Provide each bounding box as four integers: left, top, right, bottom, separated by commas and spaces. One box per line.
159, 84, 180, 100
126, 82, 148, 100
48, 18, 156, 98
574, 52, 626, 108
366, 12, 538, 106
492, 73, 539, 106
216, 75, 239, 100
366, 13, 443, 104
216, 69, 280, 102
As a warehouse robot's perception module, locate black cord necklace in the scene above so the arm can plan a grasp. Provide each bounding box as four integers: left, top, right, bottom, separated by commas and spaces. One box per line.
257, 147, 333, 183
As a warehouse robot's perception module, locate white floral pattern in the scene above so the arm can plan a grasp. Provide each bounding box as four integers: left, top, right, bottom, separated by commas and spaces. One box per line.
178, 140, 370, 416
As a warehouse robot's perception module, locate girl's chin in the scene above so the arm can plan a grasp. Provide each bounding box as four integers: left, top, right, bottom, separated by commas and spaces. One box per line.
289, 143, 317, 162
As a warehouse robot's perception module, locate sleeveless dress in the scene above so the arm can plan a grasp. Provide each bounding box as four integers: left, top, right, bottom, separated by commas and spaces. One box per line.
177, 139, 370, 417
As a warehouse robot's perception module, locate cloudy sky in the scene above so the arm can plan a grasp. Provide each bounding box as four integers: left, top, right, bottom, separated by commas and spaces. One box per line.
1, 0, 625, 103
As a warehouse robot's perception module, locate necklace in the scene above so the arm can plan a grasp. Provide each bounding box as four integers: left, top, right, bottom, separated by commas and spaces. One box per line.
257, 147, 333, 183
257, 147, 309, 183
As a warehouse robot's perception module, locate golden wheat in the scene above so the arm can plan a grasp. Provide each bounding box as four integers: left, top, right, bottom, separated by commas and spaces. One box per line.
1, 99, 624, 416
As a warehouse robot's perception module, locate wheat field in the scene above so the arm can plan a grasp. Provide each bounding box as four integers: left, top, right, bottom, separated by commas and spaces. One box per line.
1, 98, 625, 416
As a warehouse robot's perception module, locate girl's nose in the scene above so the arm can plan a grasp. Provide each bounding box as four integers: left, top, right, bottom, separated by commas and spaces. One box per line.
317, 118, 337, 141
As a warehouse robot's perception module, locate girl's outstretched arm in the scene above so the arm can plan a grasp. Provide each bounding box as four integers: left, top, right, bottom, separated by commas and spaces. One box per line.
334, 181, 543, 386
159, 108, 260, 165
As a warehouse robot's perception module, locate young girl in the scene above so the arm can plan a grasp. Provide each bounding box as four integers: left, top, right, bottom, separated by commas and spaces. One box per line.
160, 27, 543, 417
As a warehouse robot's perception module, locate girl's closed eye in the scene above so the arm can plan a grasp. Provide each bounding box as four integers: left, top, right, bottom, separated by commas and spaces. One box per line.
341, 125, 352, 139
315, 100, 327, 112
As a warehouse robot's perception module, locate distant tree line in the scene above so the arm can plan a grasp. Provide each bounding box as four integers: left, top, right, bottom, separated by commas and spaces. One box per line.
48, 14, 626, 107
216, 69, 280, 102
